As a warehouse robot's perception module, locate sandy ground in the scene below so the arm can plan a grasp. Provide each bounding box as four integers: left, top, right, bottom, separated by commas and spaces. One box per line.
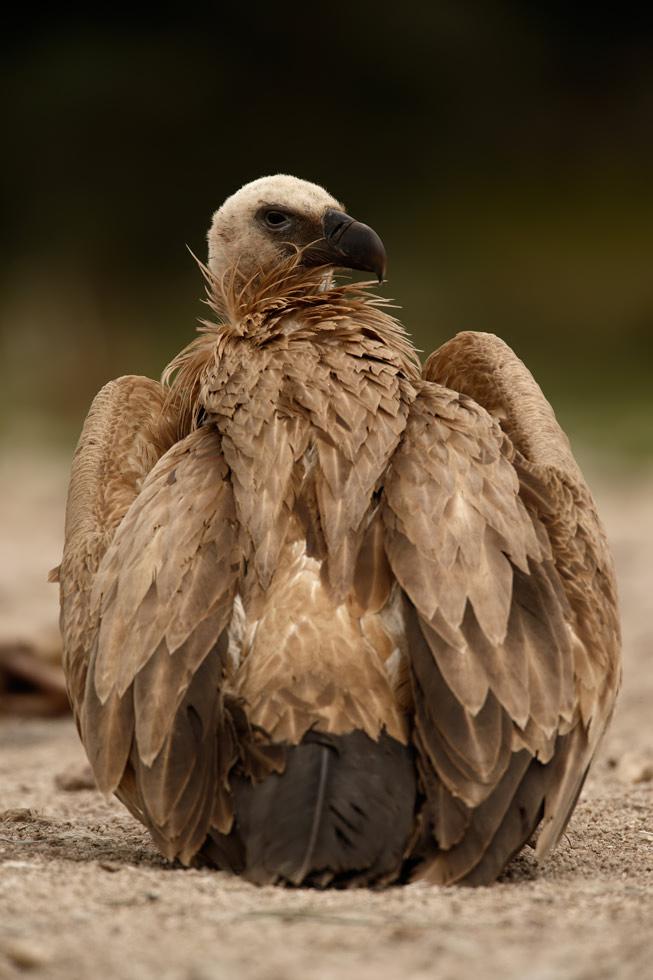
1, 452, 652, 980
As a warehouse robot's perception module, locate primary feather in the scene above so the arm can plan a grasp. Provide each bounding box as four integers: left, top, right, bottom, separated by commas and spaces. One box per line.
56, 175, 620, 886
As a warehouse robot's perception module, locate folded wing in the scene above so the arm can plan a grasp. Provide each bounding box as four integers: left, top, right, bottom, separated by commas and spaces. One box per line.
58, 376, 179, 720
82, 424, 243, 861
383, 332, 620, 883
58, 376, 244, 862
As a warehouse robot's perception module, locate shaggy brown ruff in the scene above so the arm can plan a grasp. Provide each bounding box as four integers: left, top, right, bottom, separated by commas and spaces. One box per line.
162, 249, 420, 437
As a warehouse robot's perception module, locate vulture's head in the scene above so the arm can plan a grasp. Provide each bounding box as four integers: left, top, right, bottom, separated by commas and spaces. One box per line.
207, 175, 386, 287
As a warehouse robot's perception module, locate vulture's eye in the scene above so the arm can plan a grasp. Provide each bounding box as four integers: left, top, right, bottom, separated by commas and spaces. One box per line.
263, 210, 292, 230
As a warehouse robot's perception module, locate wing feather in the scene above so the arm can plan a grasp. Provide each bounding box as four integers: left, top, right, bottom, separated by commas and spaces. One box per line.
425, 332, 620, 864
58, 375, 179, 719
81, 425, 242, 861
385, 345, 619, 882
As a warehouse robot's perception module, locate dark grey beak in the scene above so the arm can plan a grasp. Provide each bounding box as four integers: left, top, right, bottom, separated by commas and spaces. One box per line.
303, 208, 387, 282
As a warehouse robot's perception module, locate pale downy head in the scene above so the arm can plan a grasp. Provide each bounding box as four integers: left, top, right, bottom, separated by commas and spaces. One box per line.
207, 175, 387, 287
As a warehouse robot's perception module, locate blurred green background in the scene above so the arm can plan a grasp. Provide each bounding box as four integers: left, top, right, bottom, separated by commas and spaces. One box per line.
2, 3, 652, 465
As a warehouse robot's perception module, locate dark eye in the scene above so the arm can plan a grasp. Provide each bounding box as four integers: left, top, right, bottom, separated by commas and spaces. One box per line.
264, 210, 292, 229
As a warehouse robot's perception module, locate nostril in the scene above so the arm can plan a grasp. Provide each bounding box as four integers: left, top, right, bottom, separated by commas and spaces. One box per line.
323, 208, 354, 244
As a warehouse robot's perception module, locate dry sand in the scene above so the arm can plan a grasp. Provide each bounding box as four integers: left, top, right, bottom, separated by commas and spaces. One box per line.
1, 453, 652, 980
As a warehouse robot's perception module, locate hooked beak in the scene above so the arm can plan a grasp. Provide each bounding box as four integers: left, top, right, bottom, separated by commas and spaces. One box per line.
303, 208, 387, 282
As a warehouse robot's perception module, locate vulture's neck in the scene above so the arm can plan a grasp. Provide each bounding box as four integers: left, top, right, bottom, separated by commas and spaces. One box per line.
162, 253, 420, 435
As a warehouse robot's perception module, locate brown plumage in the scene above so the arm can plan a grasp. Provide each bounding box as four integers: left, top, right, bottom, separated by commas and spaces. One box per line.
56, 175, 620, 886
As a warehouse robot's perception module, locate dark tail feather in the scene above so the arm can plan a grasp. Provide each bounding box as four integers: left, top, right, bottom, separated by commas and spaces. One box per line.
204, 729, 417, 887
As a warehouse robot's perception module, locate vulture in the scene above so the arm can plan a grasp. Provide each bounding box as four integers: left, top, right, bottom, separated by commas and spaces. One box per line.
54, 175, 621, 887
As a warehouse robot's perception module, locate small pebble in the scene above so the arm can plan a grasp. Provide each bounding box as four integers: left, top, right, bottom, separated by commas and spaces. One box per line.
0, 808, 36, 823
98, 860, 123, 872
55, 765, 97, 792
616, 753, 653, 784
1, 938, 51, 970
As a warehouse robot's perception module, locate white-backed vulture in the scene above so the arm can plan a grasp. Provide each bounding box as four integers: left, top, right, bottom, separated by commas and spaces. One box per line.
54, 175, 621, 886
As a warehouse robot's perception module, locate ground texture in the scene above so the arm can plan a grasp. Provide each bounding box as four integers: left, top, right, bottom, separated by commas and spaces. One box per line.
0, 454, 652, 980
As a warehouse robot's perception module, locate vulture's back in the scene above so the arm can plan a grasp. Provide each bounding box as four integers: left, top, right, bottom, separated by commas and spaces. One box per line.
197, 321, 421, 883
58, 283, 619, 888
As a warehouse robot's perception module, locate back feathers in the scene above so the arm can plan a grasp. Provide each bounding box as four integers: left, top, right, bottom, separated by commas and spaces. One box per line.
57, 254, 620, 886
